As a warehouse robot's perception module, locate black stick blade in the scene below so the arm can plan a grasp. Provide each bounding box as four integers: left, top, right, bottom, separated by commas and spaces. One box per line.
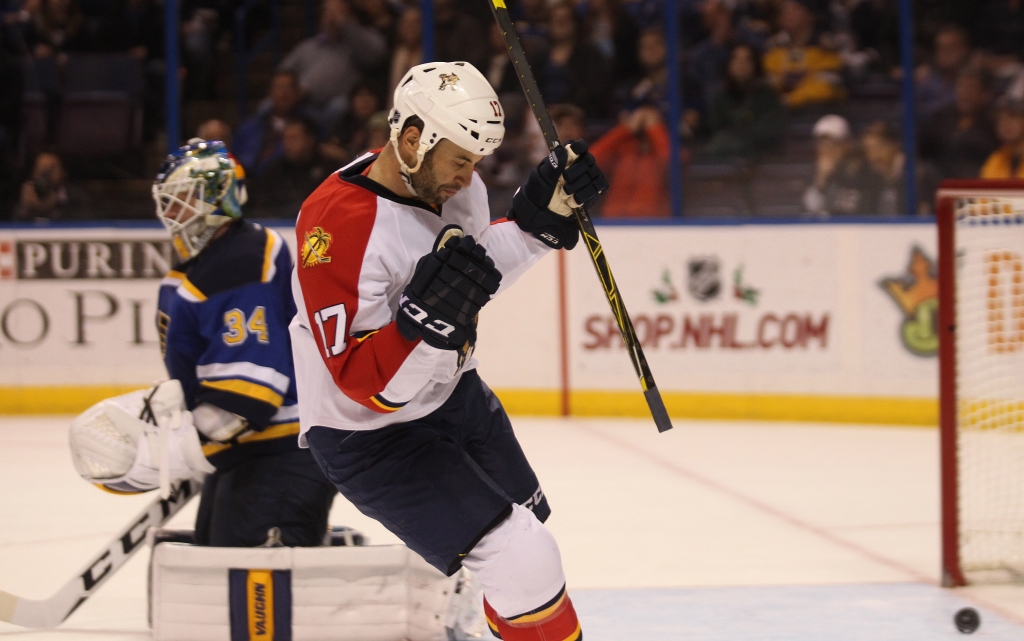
644, 386, 673, 432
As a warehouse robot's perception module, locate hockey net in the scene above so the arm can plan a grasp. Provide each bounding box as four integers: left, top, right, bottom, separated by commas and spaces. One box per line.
938, 180, 1024, 586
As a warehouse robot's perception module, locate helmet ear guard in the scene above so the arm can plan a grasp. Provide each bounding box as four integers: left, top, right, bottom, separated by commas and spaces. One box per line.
389, 62, 506, 197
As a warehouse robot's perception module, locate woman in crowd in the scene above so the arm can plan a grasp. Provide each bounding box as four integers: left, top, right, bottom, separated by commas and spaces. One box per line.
704, 43, 786, 159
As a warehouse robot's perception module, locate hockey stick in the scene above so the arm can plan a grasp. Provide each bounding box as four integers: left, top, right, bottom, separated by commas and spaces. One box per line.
486, 0, 673, 433
0, 478, 202, 628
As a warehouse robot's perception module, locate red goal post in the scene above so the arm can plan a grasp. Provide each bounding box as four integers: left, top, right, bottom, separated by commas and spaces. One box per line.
938, 179, 1024, 587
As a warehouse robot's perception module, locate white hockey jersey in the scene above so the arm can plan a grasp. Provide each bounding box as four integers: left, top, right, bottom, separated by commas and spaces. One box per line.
290, 152, 550, 440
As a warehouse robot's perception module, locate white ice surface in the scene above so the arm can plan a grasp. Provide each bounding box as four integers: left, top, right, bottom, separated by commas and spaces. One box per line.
0, 416, 1022, 639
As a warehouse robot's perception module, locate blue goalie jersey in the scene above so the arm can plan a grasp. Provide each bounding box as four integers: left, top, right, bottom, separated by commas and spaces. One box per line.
157, 220, 300, 469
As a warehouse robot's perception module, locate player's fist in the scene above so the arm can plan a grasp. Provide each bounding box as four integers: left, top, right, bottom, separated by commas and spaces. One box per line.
397, 227, 502, 352
509, 140, 608, 250
550, 140, 608, 213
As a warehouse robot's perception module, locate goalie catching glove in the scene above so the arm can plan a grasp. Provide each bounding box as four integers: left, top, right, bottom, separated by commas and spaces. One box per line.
509, 140, 609, 250
69, 380, 216, 495
397, 226, 502, 352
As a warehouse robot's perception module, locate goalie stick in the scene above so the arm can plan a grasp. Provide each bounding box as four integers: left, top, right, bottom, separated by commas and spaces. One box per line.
486, 0, 673, 433
0, 478, 202, 629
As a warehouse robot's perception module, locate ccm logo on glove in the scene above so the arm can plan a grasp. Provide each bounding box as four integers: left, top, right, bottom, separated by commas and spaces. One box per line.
399, 296, 456, 338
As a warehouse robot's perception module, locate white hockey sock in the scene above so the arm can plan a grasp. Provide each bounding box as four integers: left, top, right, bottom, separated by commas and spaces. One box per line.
462, 503, 566, 619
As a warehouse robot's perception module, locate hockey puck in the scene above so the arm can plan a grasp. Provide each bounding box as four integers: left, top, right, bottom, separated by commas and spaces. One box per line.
955, 607, 980, 634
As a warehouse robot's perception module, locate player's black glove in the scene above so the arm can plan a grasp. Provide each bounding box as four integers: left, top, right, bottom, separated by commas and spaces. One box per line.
397, 227, 503, 352
508, 140, 609, 250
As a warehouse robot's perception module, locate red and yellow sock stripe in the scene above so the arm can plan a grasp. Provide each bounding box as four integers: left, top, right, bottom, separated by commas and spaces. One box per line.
483, 587, 582, 641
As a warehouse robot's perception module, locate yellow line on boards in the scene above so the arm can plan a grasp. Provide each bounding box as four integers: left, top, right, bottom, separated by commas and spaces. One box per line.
0, 385, 937, 427
0, 385, 147, 414
492, 389, 938, 427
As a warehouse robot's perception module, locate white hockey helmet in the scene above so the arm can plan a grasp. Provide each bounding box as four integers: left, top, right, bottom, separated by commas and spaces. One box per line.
389, 61, 505, 193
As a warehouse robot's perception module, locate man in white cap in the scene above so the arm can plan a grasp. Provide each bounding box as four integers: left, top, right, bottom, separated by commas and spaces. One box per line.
804, 114, 879, 216
290, 61, 607, 641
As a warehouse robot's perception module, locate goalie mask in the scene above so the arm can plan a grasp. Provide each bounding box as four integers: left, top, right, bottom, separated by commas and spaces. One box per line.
389, 61, 505, 196
153, 139, 247, 261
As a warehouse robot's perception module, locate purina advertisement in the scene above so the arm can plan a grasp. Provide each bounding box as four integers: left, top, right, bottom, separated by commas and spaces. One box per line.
0, 222, 938, 423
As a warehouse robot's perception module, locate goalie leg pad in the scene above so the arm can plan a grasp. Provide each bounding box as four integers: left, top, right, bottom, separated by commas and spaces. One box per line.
462, 503, 580, 640
149, 541, 484, 641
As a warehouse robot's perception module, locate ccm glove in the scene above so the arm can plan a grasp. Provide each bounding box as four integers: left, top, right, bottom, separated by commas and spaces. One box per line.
397, 227, 503, 351
509, 140, 609, 250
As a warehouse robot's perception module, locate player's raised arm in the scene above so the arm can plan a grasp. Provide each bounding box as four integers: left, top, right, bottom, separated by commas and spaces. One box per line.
482, 139, 608, 292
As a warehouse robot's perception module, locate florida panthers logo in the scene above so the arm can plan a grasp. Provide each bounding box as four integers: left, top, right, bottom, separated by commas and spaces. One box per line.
438, 73, 460, 91
301, 226, 332, 268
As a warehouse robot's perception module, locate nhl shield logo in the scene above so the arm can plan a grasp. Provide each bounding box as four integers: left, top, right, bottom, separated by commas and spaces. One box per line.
687, 257, 721, 301
438, 73, 460, 91
301, 226, 332, 268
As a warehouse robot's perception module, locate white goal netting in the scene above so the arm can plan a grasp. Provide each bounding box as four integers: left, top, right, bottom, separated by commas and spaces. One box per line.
954, 195, 1024, 582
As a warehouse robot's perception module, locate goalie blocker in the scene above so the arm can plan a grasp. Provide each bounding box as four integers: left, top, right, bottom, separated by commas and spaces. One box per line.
147, 533, 487, 641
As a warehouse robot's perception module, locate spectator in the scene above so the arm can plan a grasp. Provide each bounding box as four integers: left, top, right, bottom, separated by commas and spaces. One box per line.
630, 27, 703, 137
861, 121, 939, 215
233, 71, 314, 174
704, 42, 785, 158
196, 118, 232, 147
916, 24, 971, 118
434, 0, 486, 71
803, 115, 879, 216
589, 104, 671, 217
278, 0, 387, 130
762, 0, 845, 109
25, 0, 95, 59
248, 118, 335, 217
15, 151, 91, 220
981, 97, 1024, 179
578, 0, 640, 84
919, 68, 997, 179
321, 82, 380, 166
688, 0, 760, 96
388, 7, 421, 98
538, 2, 612, 119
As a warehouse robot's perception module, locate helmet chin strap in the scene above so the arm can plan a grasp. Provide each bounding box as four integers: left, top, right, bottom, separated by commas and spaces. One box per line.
389, 131, 430, 198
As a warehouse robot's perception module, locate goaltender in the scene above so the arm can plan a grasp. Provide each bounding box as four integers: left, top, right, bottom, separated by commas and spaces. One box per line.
68, 140, 336, 548
291, 61, 607, 640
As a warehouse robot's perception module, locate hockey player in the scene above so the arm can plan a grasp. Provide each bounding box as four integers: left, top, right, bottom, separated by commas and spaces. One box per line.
70, 140, 336, 548
291, 61, 607, 640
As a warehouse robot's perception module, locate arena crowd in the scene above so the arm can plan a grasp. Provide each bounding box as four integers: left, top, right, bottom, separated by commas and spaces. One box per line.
0, 0, 1021, 219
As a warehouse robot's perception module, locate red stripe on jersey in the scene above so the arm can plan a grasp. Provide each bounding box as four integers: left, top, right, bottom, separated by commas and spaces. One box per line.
491, 217, 510, 225
296, 174, 420, 411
